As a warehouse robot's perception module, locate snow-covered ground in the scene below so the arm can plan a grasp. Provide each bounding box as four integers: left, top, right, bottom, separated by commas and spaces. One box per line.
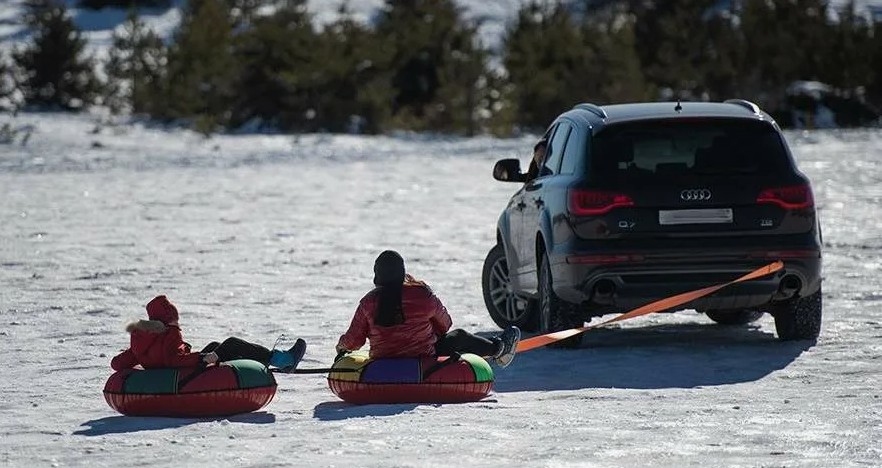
1, 112, 881, 467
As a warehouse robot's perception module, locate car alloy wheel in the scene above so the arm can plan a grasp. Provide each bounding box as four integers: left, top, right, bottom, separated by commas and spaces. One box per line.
481, 244, 537, 330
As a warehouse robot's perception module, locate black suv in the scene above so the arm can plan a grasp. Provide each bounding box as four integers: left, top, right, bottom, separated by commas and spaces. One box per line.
482, 100, 822, 346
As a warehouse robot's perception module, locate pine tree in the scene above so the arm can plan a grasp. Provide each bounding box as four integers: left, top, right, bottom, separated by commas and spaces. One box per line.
374, 0, 489, 134
823, 2, 873, 90
738, 0, 778, 102
579, 8, 652, 104
631, 0, 718, 100
161, 0, 237, 132
230, 0, 319, 131
0, 52, 23, 112
104, 9, 166, 115
789, 0, 835, 82
503, 1, 589, 131
699, 7, 744, 101
78, 0, 171, 9
308, 5, 392, 133
740, 0, 834, 104
816, 2, 879, 126
481, 68, 518, 136
870, 21, 882, 112
13, 2, 101, 110
225, 0, 268, 27
434, 19, 489, 135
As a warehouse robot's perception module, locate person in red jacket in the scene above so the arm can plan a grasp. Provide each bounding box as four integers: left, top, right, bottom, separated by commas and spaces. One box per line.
110, 295, 305, 371
336, 250, 520, 367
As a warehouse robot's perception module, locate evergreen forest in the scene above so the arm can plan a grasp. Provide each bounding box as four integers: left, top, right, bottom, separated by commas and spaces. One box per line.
3, 0, 881, 134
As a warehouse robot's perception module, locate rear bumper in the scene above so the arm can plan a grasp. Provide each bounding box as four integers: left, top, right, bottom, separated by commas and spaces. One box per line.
552, 252, 821, 311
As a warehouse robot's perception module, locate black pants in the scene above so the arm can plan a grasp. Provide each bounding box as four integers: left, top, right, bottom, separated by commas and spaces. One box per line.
201, 337, 272, 365
435, 328, 500, 357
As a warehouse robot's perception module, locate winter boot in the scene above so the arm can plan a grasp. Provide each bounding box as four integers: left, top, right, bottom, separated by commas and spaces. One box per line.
269, 338, 307, 370
493, 326, 521, 368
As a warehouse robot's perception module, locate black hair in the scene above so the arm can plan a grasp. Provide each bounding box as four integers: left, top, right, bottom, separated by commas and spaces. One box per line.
375, 284, 405, 327
534, 138, 548, 152
373, 250, 406, 327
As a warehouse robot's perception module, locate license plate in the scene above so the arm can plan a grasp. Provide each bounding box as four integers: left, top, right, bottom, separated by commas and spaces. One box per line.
659, 208, 733, 225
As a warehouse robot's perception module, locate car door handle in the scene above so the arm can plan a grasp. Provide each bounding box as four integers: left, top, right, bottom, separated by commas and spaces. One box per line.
525, 183, 542, 192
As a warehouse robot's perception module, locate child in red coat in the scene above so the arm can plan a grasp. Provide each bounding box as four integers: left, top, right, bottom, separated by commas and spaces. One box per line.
111, 295, 305, 371
336, 250, 520, 367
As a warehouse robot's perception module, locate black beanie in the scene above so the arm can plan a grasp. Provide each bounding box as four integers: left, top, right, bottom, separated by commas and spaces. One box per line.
374, 250, 405, 286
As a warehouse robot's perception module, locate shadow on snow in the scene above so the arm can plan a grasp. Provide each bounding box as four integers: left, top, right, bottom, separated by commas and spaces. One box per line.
312, 401, 422, 421
73, 411, 276, 436
493, 322, 813, 392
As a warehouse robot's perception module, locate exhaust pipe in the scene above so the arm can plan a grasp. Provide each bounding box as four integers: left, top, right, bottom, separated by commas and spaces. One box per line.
776, 274, 802, 299
592, 279, 616, 305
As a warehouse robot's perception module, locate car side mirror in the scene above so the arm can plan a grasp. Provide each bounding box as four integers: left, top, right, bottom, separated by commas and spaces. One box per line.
493, 158, 524, 182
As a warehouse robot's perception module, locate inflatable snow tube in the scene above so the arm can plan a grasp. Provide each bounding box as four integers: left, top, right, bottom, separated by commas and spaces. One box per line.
328, 352, 494, 404
103, 359, 277, 417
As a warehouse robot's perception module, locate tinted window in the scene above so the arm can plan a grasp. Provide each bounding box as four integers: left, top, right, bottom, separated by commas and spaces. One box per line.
590, 119, 790, 180
542, 122, 572, 176
560, 127, 582, 175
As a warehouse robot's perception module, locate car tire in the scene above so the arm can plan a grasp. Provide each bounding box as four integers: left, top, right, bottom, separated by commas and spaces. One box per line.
705, 309, 764, 325
482, 244, 538, 331
538, 253, 582, 348
770, 287, 823, 341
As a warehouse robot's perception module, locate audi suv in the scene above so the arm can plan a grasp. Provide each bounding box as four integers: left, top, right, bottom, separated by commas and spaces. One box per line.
482, 100, 822, 347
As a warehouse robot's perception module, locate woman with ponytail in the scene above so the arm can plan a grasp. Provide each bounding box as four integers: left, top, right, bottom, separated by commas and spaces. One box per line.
336, 250, 520, 368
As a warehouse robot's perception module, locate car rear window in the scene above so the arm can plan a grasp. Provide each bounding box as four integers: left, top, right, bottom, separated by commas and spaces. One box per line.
590, 119, 791, 180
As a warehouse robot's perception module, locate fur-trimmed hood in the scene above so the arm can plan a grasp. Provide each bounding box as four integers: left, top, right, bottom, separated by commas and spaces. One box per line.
125, 319, 168, 334
111, 317, 200, 371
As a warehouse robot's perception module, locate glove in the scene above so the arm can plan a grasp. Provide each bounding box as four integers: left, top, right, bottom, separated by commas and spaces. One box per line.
202, 351, 219, 364
334, 343, 349, 362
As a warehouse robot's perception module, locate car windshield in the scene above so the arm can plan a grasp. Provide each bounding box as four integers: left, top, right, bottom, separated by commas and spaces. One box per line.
590, 119, 790, 179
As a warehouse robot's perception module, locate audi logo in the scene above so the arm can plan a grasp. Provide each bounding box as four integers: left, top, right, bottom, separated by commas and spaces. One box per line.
680, 189, 712, 201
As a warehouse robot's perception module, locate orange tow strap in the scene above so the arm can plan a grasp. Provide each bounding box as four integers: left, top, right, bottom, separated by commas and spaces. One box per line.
516, 260, 784, 352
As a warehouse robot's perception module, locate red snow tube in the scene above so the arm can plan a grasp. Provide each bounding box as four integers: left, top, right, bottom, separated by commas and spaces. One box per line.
104, 359, 277, 417
328, 352, 494, 405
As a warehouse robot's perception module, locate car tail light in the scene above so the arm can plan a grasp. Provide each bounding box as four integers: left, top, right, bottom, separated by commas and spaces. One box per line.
568, 189, 635, 216
756, 185, 814, 210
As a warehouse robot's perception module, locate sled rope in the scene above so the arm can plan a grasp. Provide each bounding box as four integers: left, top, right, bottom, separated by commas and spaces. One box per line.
516, 260, 784, 352
272, 367, 360, 374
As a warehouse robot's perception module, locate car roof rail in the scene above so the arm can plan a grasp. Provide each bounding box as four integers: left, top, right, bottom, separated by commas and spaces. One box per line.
724, 99, 761, 115
573, 102, 608, 119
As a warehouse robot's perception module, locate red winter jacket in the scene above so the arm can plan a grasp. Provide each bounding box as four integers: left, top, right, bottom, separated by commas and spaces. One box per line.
110, 320, 203, 370
337, 282, 453, 359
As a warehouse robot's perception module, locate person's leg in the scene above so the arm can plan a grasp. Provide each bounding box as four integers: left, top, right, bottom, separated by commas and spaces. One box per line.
436, 327, 521, 368
212, 337, 272, 364
435, 328, 500, 357
200, 341, 221, 353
